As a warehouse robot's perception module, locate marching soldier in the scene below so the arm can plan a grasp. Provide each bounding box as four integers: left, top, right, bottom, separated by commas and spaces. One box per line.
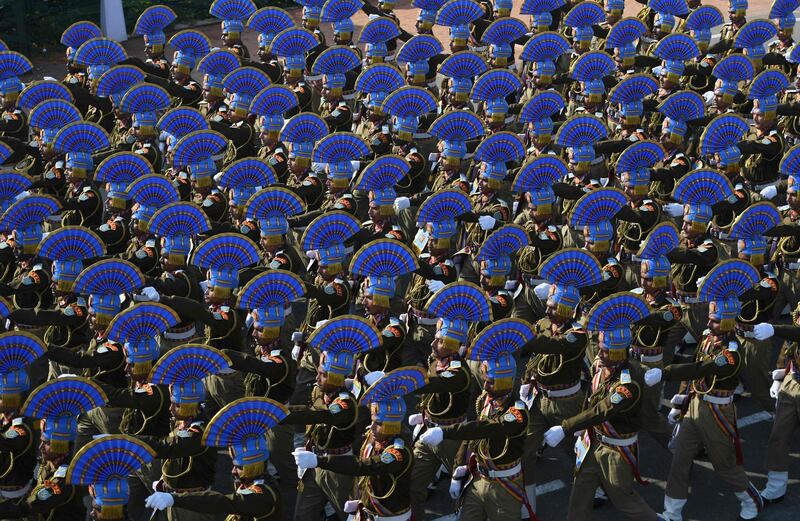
209, 0, 255, 60
131, 5, 176, 78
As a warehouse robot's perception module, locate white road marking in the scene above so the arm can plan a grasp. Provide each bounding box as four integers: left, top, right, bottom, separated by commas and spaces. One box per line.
737, 411, 773, 428
536, 479, 568, 495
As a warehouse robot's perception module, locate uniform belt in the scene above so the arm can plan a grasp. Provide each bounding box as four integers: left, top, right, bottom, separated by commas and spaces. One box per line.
164, 485, 209, 493
164, 325, 197, 340
424, 415, 466, 427
478, 462, 521, 478
540, 381, 582, 398
15, 323, 39, 330
631, 348, 664, 363
316, 445, 353, 456
366, 510, 412, 521
676, 292, 700, 304
702, 394, 734, 405
412, 309, 438, 325
753, 180, 778, 191
598, 433, 638, 447
0, 482, 31, 499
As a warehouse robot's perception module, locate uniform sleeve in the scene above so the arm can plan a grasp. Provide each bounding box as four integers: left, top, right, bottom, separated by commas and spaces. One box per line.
737, 135, 782, 157
45, 346, 123, 371
561, 382, 641, 435
7, 308, 82, 327
662, 349, 741, 381
283, 396, 357, 428
171, 486, 278, 517
443, 406, 526, 440
414, 366, 469, 395
139, 430, 205, 459
159, 296, 214, 326
667, 245, 717, 265
772, 324, 800, 342
224, 349, 294, 385
96, 381, 166, 414
317, 446, 410, 476
521, 332, 586, 357
0, 423, 31, 452
305, 281, 350, 308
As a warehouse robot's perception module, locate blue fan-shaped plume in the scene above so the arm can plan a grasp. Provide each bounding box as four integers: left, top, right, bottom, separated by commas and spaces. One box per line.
237, 270, 306, 310
313, 133, 371, 162
0, 332, 46, 372
481, 17, 527, 45
414, 0, 447, 10
150, 344, 231, 384
18, 81, 74, 110
61, 21, 102, 49
106, 302, 180, 343
248, 7, 294, 36
0, 194, 61, 231
616, 140, 664, 173
638, 221, 680, 259
192, 233, 260, 270
429, 110, 485, 141
223, 66, 271, 96
38, 226, 105, 262
134, 5, 177, 36
217, 158, 278, 190
436, 0, 484, 27
355, 64, 405, 94
210, 0, 257, 21
729, 202, 781, 240
0, 51, 32, 79
66, 435, 156, 485
172, 130, 228, 169
734, 20, 778, 49
512, 156, 568, 191
474, 131, 525, 163
653, 33, 699, 62
158, 108, 210, 139
571, 50, 616, 81
519, 91, 565, 124
308, 314, 382, 353
650, 0, 689, 15
245, 187, 306, 220
585, 292, 650, 331
53, 122, 110, 154
521, 0, 566, 15
128, 174, 180, 210
311, 46, 361, 75
21, 377, 107, 419
672, 169, 735, 205
520, 31, 570, 62
269, 27, 318, 58
416, 189, 472, 225
439, 51, 488, 79
699, 114, 749, 155
0, 39, 6, 51
425, 281, 492, 321
197, 50, 241, 79
149, 202, 212, 238
686, 5, 724, 31
301, 210, 361, 250
697, 259, 760, 301
203, 397, 288, 448
749, 70, 790, 100
770, 0, 800, 18
396, 35, 444, 64
29, 100, 82, 132
609, 74, 658, 104
382, 87, 437, 116
168, 30, 212, 58
73, 38, 126, 66
73, 259, 145, 297
555, 115, 607, 147
356, 155, 410, 191
712, 54, 755, 83
360, 366, 427, 405
570, 188, 628, 227
321, 0, 364, 22
0, 173, 31, 206
476, 224, 530, 260
471, 69, 523, 100
606, 17, 647, 48
563, 1, 605, 27
657, 90, 705, 122
250, 85, 299, 117
467, 318, 534, 361
0, 297, 9, 320
780, 145, 800, 175
119, 83, 171, 115
350, 239, 419, 278
281, 113, 328, 143
95, 152, 153, 185
358, 17, 401, 44
0, 142, 10, 164
95, 66, 147, 100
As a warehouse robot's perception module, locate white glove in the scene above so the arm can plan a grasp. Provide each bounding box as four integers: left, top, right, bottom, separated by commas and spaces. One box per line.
519, 383, 531, 398
292, 449, 318, 470
695, 276, 705, 288
544, 425, 565, 447
408, 413, 424, 426
478, 215, 497, 230
144, 492, 174, 511
753, 323, 775, 341
670, 394, 688, 407
504, 280, 517, 291
760, 185, 778, 200
133, 286, 160, 302
426, 280, 445, 293
449, 477, 462, 499
305, 250, 318, 260
419, 427, 443, 447
663, 203, 684, 218
364, 371, 385, 386
343, 500, 359, 513
291, 344, 301, 361
770, 380, 782, 399
772, 368, 787, 381
644, 368, 662, 387
394, 197, 411, 212
533, 282, 552, 300
452, 465, 467, 479
291, 331, 303, 343
667, 408, 682, 424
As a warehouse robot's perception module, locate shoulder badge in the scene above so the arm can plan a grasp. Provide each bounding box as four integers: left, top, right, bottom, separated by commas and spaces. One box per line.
620, 369, 631, 384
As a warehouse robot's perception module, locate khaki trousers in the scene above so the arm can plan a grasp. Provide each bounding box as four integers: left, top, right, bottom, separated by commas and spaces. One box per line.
737, 335, 775, 413
294, 467, 353, 521
460, 475, 522, 521
410, 437, 461, 519
766, 375, 800, 472
637, 357, 672, 449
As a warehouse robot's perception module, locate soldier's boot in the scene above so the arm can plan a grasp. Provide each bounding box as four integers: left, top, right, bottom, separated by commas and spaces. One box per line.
662, 496, 686, 521
521, 484, 536, 519
734, 487, 763, 520
759, 471, 788, 504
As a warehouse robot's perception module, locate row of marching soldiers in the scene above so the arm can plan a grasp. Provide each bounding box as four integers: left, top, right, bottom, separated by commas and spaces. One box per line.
1, 0, 800, 520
